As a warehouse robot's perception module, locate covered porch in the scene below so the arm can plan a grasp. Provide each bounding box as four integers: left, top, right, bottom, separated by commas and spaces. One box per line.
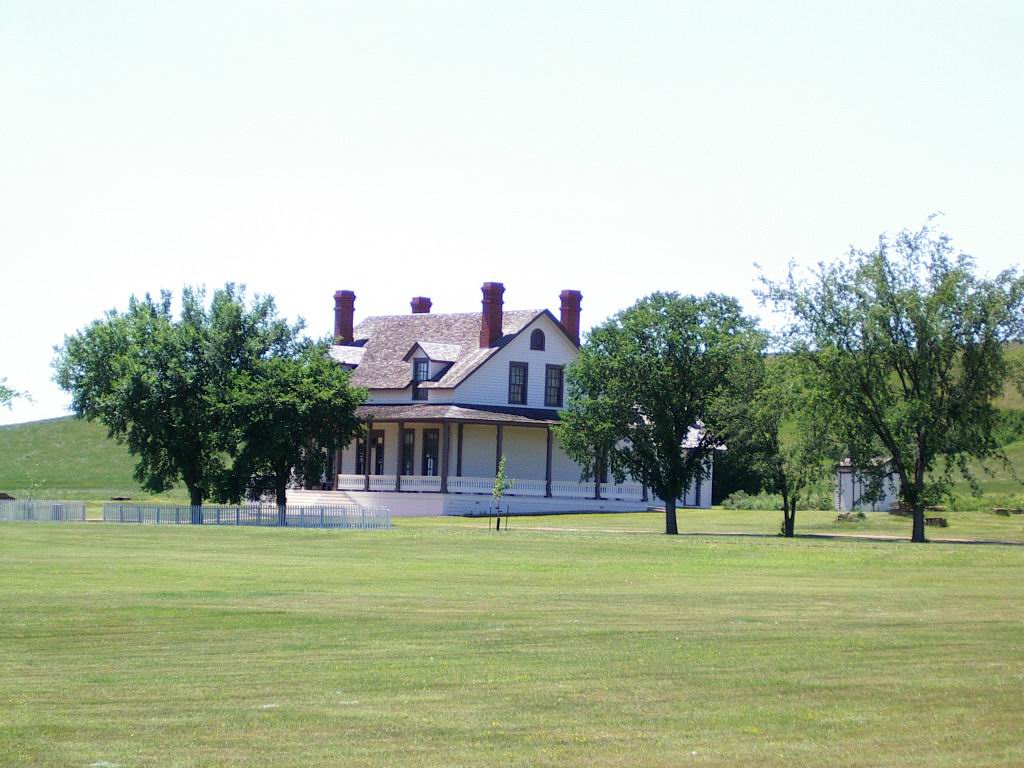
332, 403, 649, 506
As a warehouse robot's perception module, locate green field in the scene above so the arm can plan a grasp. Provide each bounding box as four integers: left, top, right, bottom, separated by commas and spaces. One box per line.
479, 508, 1024, 542
0, 417, 188, 504
2, 417, 1022, 519
1, 520, 1022, 767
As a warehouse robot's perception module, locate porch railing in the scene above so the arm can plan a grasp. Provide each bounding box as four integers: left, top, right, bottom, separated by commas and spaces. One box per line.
368, 475, 397, 491
604, 483, 645, 501
338, 474, 367, 490
550, 480, 597, 499
399, 475, 442, 492
336, 474, 646, 501
447, 476, 492, 494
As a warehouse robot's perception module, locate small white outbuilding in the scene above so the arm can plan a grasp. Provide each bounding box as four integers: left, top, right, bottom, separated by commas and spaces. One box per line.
834, 458, 902, 512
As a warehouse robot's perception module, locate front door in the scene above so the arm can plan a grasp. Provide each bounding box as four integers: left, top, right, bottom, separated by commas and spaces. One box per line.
422, 429, 439, 476
370, 430, 385, 475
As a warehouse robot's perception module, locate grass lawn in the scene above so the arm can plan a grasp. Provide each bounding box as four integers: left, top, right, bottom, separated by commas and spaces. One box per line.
469, 508, 1024, 542
1, 521, 1022, 767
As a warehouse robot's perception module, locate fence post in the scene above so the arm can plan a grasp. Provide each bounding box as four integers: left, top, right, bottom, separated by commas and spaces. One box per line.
320, 506, 324, 528
157, 507, 161, 524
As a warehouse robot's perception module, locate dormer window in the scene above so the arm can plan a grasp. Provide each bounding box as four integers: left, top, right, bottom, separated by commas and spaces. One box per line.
530, 329, 545, 350
412, 358, 429, 400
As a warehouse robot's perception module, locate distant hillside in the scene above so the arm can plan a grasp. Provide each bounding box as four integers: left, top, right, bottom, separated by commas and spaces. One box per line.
0, 417, 186, 502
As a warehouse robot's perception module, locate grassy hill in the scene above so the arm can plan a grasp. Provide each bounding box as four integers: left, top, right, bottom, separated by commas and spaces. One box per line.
1, 412, 1021, 510
0, 417, 187, 502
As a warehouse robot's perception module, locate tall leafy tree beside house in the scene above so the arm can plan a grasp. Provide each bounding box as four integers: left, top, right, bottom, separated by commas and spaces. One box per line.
717, 352, 836, 537
221, 338, 365, 516
53, 284, 295, 509
556, 292, 764, 535
760, 222, 1024, 542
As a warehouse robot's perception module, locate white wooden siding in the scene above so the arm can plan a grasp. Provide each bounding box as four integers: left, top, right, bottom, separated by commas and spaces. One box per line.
501, 427, 548, 480
551, 441, 584, 481
366, 388, 416, 403
460, 424, 496, 477
835, 468, 900, 512
453, 314, 577, 408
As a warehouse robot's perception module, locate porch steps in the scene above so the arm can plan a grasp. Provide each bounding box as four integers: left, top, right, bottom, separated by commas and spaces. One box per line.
286, 489, 368, 508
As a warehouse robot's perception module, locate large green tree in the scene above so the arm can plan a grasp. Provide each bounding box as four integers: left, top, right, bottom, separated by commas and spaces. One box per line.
556, 292, 764, 535
53, 285, 294, 508
221, 339, 365, 518
761, 223, 1024, 542
717, 353, 835, 537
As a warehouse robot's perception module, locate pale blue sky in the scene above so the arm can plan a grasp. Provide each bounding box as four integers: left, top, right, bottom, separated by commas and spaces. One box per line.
2, 1, 1022, 424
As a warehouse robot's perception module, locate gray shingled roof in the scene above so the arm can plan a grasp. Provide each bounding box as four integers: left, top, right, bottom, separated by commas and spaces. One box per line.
338, 310, 544, 390
356, 403, 559, 425
403, 341, 462, 363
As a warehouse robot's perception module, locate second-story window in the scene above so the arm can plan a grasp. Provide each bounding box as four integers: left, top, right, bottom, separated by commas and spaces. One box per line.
545, 365, 564, 407
508, 361, 528, 405
412, 358, 429, 400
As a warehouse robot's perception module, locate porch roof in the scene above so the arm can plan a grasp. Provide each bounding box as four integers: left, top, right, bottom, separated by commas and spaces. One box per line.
355, 403, 560, 426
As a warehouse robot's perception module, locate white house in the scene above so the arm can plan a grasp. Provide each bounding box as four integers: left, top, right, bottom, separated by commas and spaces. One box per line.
834, 458, 902, 512
289, 282, 715, 516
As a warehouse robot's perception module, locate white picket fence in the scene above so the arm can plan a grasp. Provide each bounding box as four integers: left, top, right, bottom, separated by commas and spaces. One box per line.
102, 503, 390, 529
0, 499, 87, 522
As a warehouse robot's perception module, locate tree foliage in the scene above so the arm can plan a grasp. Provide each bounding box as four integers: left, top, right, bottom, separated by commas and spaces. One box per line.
53, 285, 298, 506
761, 222, 1024, 542
717, 353, 836, 536
221, 339, 365, 511
0, 378, 27, 409
556, 292, 764, 534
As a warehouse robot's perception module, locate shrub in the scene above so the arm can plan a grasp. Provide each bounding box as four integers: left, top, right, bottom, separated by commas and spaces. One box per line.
722, 489, 834, 511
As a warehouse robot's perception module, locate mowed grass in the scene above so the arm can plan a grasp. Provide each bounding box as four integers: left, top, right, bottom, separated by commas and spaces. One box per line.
448, 507, 1024, 542
1, 521, 1023, 767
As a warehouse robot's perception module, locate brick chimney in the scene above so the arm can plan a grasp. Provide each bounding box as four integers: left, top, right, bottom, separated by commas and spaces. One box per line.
334, 290, 355, 344
480, 282, 505, 347
410, 296, 432, 314
559, 289, 582, 346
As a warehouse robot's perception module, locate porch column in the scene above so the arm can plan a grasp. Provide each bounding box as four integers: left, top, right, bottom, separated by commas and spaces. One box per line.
364, 419, 372, 491
545, 426, 553, 498
456, 423, 464, 477
495, 424, 504, 472
440, 422, 450, 493
395, 421, 404, 492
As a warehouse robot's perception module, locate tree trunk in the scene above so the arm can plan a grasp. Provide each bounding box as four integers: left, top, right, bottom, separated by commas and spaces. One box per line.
276, 469, 288, 527
665, 497, 678, 535
188, 484, 203, 525
911, 504, 927, 543
782, 497, 795, 538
